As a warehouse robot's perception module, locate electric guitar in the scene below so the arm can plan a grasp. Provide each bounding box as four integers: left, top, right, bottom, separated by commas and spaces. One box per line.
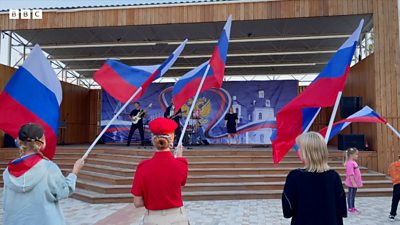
131, 103, 152, 124
168, 110, 186, 120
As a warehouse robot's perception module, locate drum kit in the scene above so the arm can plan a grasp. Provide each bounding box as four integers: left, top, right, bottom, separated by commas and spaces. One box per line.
184, 112, 203, 145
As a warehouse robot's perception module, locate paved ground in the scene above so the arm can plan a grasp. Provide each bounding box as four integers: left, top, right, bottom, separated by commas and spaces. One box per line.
0, 188, 398, 225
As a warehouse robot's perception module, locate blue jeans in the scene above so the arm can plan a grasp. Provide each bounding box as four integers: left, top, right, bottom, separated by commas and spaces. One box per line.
348, 187, 357, 209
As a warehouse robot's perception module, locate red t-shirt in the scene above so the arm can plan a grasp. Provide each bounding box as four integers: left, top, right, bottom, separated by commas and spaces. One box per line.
131, 151, 188, 210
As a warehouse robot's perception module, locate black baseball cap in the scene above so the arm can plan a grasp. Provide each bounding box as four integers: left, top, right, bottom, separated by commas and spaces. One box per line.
18, 123, 44, 142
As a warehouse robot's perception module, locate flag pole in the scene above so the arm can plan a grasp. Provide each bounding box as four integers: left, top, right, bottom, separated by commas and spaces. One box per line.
82, 87, 143, 159
387, 123, 400, 139
324, 91, 342, 143
302, 108, 322, 134
176, 64, 211, 156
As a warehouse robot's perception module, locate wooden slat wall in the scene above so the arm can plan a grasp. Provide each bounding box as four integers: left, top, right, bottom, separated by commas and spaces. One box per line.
341, 54, 379, 171
0, 0, 374, 30
59, 82, 100, 144
342, 54, 377, 149
0, 64, 100, 145
0, 64, 16, 147
371, 0, 400, 173
329, 150, 378, 171
88, 89, 101, 142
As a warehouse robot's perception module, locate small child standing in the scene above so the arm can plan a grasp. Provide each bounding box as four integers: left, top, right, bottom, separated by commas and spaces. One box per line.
388, 157, 400, 222
344, 148, 363, 213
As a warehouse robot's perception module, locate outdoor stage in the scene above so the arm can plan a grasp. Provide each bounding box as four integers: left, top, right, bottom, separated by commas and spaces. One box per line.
0, 144, 390, 204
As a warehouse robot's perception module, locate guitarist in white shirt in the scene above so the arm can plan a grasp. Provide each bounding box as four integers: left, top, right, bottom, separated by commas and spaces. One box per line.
164, 102, 182, 145
127, 102, 146, 146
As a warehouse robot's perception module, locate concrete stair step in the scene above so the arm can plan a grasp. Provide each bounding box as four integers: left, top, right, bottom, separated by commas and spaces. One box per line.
53, 153, 87, 158
81, 162, 370, 177
2, 170, 387, 186
72, 188, 394, 204
85, 157, 346, 169
76, 179, 130, 194
92, 153, 302, 162
187, 173, 388, 183
72, 188, 133, 204
101, 149, 287, 157
75, 178, 393, 194
14, 164, 372, 179
82, 164, 135, 177
187, 167, 369, 176
69, 170, 129, 185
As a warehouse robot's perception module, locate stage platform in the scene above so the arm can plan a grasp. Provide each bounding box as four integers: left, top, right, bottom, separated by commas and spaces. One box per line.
0, 144, 391, 203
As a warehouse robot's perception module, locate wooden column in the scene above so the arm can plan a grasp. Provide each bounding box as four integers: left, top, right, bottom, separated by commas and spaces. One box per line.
372, 0, 400, 173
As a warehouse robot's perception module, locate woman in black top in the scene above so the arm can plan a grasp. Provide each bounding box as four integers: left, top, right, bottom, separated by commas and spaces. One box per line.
282, 132, 347, 225
224, 107, 238, 145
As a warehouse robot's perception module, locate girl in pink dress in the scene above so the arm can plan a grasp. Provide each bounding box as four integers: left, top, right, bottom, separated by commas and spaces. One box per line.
344, 148, 363, 213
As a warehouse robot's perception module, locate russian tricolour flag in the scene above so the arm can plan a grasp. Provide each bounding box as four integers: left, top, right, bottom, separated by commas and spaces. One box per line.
0, 45, 62, 160
94, 40, 187, 103
272, 20, 364, 164
320, 106, 387, 141
172, 16, 232, 112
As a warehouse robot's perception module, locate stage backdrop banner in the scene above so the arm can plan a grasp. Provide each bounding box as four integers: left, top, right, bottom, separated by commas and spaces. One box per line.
101, 80, 297, 144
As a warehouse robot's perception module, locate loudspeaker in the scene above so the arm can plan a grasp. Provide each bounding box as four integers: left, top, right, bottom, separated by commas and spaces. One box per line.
4, 134, 16, 148
338, 134, 365, 150
340, 97, 363, 118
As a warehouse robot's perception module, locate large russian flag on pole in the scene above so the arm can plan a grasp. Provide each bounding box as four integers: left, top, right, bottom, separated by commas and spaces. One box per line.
94, 40, 187, 103
272, 20, 364, 164
319, 106, 387, 141
0, 45, 62, 160
172, 16, 231, 112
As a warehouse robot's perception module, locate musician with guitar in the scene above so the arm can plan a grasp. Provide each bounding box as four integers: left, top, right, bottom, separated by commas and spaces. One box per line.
164, 102, 182, 145
127, 102, 148, 146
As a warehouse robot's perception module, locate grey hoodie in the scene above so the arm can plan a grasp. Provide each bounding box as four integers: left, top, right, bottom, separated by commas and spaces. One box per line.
3, 158, 77, 225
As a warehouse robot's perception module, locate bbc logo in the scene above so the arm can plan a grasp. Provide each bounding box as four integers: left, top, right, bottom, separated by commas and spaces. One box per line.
9, 9, 43, 19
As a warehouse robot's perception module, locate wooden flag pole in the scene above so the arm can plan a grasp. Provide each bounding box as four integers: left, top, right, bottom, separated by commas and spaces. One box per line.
175, 64, 211, 156
82, 87, 143, 159
324, 91, 343, 143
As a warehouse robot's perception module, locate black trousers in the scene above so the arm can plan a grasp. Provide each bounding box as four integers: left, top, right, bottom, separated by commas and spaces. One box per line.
127, 123, 144, 146
174, 125, 182, 145
391, 184, 400, 216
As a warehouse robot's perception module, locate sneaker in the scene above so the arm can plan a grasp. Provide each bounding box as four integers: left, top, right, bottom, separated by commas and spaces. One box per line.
389, 215, 395, 222
348, 208, 355, 213
353, 208, 361, 213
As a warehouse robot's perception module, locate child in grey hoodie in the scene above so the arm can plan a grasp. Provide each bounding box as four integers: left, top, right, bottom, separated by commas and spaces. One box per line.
3, 123, 85, 225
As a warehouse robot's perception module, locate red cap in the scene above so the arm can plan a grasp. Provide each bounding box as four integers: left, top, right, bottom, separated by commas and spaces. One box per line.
148, 118, 178, 135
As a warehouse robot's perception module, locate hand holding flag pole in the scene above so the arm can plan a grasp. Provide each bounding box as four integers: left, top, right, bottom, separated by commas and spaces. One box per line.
82, 87, 142, 159
175, 64, 211, 156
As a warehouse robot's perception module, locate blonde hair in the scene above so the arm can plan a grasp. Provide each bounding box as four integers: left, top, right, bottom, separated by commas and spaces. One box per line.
18, 139, 48, 160
296, 132, 330, 173
344, 147, 358, 165
152, 134, 173, 150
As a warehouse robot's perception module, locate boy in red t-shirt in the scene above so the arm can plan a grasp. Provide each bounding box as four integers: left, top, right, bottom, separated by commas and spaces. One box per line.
388, 156, 400, 222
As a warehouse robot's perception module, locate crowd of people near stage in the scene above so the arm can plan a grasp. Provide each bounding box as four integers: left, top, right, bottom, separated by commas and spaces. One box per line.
2, 117, 400, 224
